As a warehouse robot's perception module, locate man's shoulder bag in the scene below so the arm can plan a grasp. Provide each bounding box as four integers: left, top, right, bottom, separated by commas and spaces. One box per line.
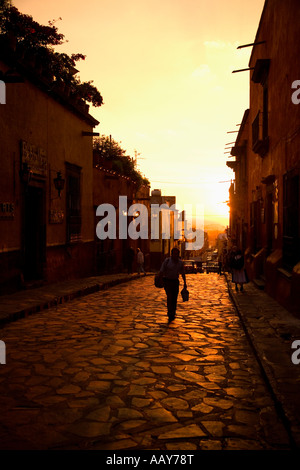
154, 258, 169, 288
154, 274, 164, 288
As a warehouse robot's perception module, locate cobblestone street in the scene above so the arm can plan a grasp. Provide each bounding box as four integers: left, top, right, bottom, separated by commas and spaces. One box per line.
0, 273, 293, 451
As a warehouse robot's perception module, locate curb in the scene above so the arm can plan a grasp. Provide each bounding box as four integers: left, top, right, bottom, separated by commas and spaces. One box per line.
225, 273, 300, 449
0, 273, 153, 328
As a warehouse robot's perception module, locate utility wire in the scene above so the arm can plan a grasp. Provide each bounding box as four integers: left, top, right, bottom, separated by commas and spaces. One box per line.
151, 180, 231, 185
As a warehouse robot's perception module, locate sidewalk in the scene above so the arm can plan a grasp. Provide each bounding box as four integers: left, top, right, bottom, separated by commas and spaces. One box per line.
0, 272, 152, 326
225, 273, 300, 448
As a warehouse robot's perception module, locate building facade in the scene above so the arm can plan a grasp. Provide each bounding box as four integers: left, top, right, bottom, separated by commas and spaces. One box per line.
93, 151, 150, 274
0, 40, 99, 293
149, 189, 183, 270
227, 0, 300, 313
227, 109, 249, 254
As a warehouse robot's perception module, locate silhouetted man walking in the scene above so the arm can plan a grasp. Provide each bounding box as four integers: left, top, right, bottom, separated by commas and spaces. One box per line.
159, 247, 187, 323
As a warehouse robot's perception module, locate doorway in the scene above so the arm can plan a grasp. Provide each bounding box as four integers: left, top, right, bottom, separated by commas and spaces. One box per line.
266, 191, 273, 255
23, 185, 45, 281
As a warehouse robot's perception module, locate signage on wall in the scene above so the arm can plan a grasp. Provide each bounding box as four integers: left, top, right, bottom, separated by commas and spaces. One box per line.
21, 140, 47, 178
49, 209, 64, 224
0, 202, 15, 220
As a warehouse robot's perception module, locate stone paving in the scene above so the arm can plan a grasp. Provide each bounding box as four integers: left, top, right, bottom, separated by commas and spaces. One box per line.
0, 272, 143, 325
0, 273, 293, 450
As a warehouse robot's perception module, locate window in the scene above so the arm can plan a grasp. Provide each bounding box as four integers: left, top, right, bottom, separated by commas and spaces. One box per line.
283, 170, 300, 270
66, 162, 82, 243
250, 200, 262, 254
252, 111, 260, 150
262, 86, 268, 139
251, 59, 270, 157
262, 175, 276, 255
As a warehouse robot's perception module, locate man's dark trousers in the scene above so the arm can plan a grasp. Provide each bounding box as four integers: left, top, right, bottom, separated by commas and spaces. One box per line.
163, 278, 179, 321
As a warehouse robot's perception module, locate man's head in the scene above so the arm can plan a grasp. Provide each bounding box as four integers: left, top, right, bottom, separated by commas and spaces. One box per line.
171, 247, 180, 260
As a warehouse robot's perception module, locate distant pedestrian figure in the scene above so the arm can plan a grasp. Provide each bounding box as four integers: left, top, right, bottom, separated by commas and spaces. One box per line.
127, 246, 135, 274
229, 246, 248, 292
218, 252, 223, 275
137, 248, 146, 276
159, 247, 187, 323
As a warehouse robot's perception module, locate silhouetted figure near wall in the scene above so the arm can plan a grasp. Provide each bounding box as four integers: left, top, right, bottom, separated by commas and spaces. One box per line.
229, 246, 248, 292
137, 248, 146, 276
218, 252, 223, 275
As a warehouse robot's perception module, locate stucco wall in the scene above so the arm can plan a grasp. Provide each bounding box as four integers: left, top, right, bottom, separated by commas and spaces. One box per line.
0, 57, 97, 289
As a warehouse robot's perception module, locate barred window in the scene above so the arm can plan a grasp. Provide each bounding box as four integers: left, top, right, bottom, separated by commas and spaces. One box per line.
66, 162, 82, 243
283, 170, 300, 270
250, 200, 262, 254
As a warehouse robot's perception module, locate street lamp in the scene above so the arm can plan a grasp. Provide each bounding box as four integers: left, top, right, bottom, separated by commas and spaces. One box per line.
53, 171, 65, 198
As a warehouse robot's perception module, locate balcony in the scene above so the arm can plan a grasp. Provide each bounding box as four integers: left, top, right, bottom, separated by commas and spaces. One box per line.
231, 144, 246, 158
251, 59, 270, 85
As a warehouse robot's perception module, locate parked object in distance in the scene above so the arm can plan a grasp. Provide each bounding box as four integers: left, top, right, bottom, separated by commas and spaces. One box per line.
183, 260, 197, 274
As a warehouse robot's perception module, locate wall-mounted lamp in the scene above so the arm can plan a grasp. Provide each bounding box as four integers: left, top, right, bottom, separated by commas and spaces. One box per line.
53, 171, 65, 198
20, 162, 32, 186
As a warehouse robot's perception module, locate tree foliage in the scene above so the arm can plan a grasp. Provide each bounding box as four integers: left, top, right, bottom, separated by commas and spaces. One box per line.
94, 136, 150, 188
0, 1, 103, 107
0, 6, 64, 46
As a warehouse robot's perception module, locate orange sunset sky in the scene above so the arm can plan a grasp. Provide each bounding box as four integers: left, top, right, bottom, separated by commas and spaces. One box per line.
13, 0, 265, 227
